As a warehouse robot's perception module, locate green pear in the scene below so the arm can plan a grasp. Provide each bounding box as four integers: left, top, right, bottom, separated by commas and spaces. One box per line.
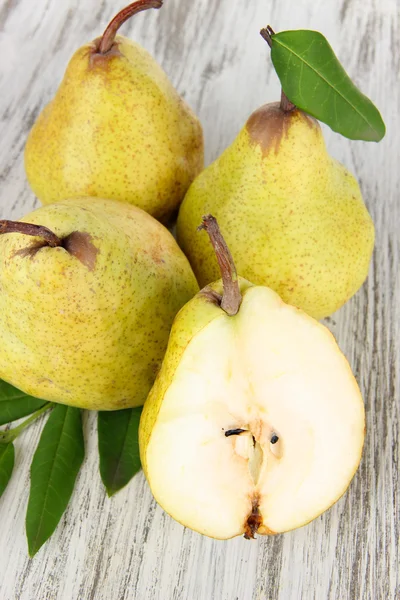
0, 198, 198, 410
24, 1, 203, 223
177, 101, 374, 319
140, 216, 365, 539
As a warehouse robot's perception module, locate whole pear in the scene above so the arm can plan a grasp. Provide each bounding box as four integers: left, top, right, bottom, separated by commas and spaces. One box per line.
140, 216, 365, 539
24, 1, 203, 223
0, 198, 198, 410
177, 101, 374, 319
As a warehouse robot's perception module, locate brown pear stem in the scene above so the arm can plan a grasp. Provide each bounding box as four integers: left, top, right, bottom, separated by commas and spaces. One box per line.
98, 0, 163, 54
260, 25, 275, 48
198, 215, 241, 316
0, 220, 61, 247
280, 89, 295, 112
260, 26, 296, 113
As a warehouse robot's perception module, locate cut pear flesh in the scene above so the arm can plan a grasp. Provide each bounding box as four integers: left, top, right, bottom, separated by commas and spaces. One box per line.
143, 286, 365, 539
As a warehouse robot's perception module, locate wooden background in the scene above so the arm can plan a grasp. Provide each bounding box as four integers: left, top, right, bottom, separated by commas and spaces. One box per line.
0, 0, 399, 598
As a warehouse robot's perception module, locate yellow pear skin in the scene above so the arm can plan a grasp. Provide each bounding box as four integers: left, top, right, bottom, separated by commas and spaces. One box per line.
25, 30, 203, 222
0, 198, 198, 410
177, 103, 375, 319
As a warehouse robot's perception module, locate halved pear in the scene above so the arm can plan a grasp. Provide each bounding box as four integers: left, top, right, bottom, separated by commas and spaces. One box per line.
139, 217, 365, 539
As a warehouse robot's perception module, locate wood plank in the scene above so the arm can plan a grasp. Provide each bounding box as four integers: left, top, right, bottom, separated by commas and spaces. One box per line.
0, 0, 398, 598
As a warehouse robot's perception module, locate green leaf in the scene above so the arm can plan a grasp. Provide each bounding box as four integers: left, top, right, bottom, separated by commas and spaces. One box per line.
270, 30, 386, 141
0, 380, 47, 426
0, 443, 15, 498
26, 405, 84, 557
98, 407, 142, 496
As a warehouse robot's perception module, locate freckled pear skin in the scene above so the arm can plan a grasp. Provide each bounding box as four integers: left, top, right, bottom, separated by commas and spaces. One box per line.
0, 198, 199, 410
177, 103, 375, 319
24, 33, 203, 222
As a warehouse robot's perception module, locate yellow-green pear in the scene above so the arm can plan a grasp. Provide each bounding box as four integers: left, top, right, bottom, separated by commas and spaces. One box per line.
24, 1, 203, 223
140, 216, 365, 539
0, 198, 198, 410
177, 101, 374, 319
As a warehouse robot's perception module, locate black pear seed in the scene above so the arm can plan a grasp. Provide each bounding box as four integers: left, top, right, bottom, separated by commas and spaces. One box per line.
225, 428, 246, 437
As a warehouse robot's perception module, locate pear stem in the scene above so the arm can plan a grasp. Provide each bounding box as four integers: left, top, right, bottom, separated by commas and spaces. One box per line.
260, 25, 275, 48
198, 215, 241, 316
0, 403, 54, 444
0, 220, 61, 247
280, 89, 295, 112
98, 0, 163, 54
260, 26, 296, 113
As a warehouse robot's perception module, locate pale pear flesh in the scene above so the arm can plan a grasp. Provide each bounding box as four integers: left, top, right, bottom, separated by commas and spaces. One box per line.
140, 281, 365, 539
177, 103, 375, 319
0, 198, 199, 410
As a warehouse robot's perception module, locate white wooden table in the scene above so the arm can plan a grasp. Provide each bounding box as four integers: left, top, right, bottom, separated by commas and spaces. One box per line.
0, 0, 398, 598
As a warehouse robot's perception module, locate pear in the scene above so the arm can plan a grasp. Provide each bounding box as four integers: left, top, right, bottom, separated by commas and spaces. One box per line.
24, 1, 203, 223
0, 198, 198, 410
177, 98, 374, 319
140, 216, 365, 539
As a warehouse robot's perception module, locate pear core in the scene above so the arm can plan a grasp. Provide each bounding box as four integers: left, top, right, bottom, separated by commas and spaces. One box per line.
140, 282, 365, 539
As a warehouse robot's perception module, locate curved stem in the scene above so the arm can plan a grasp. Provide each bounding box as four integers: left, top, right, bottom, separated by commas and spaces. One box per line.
260, 26, 296, 112
98, 0, 163, 54
280, 88, 295, 112
260, 26, 275, 48
0, 221, 61, 247
198, 215, 241, 316
0, 403, 54, 444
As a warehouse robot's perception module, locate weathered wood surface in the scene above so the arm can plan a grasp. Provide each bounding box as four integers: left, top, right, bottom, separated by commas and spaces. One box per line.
0, 0, 398, 598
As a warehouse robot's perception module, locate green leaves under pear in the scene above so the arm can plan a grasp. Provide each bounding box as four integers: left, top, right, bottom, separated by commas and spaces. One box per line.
98, 407, 142, 496
0, 380, 47, 426
26, 405, 84, 557
0, 443, 15, 498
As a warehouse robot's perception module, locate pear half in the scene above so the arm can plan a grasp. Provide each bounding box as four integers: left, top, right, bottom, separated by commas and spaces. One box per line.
140, 218, 365, 539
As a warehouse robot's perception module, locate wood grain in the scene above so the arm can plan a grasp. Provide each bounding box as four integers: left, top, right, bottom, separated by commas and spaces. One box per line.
0, 0, 399, 598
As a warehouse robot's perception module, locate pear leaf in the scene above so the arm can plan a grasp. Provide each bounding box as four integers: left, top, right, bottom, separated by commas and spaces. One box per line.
26, 405, 84, 557
0, 443, 15, 498
98, 407, 142, 497
0, 380, 47, 426
270, 29, 386, 141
